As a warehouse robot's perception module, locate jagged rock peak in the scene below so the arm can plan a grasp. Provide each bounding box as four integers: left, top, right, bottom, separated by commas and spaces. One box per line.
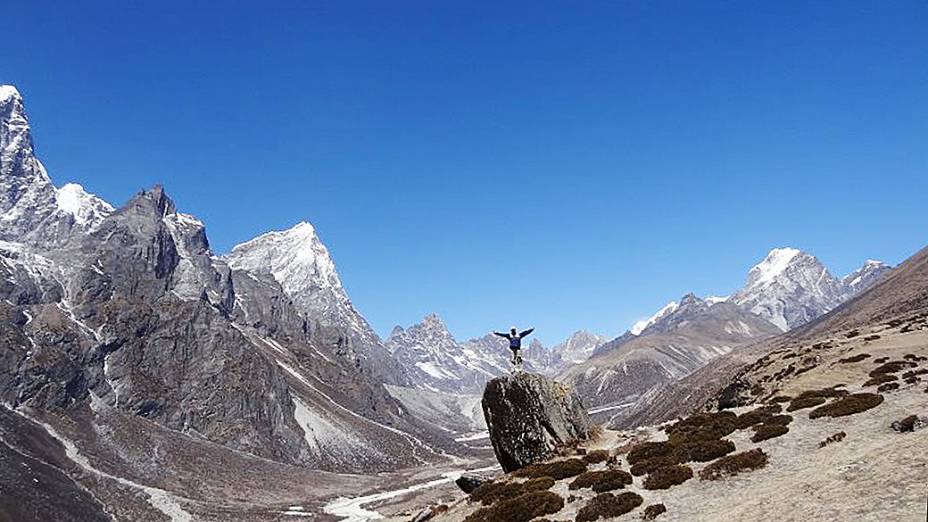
128, 184, 176, 217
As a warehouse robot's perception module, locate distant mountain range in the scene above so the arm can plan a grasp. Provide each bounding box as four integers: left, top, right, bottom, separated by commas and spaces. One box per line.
564, 247, 892, 418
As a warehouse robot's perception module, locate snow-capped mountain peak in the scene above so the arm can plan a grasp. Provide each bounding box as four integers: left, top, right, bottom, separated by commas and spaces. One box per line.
550, 330, 606, 365
56, 182, 114, 228
227, 221, 343, 294
841, 259, 892, 295
2, 84, 108, 243
0, 85, 20, 102
631, 300, 678, 335
745, 247, 801, 288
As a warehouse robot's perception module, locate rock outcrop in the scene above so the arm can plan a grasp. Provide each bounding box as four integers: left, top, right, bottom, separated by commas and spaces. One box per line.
482, 372, 591, 472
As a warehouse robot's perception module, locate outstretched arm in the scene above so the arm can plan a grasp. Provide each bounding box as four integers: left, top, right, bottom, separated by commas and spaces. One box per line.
493, 331, 510, 339
519, 328, 534, 337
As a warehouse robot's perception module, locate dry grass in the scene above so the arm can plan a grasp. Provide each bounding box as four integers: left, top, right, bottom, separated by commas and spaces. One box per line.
513, 459, 588, 480
464, 490, 564, 522
643, 464, 693, 490
568, 470, 633, 493
699, 448, 768, 480
751, 423, 789, 442
576, 492, 644, 522
808, 393, 884, 419
469, 477, 555, 506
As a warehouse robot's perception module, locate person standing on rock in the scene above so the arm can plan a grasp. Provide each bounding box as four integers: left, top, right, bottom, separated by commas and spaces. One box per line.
493, 326, 534, 370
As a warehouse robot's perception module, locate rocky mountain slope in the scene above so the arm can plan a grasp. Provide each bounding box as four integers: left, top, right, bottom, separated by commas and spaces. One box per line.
0, 86, 112, 246
570, 248, 891, 422
0, 85, 468, 520
561, 294, 782, 418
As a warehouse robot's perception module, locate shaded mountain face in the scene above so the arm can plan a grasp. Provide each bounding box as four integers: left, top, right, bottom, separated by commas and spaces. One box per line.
0, 87, 451, 487
561, 294, 782, 413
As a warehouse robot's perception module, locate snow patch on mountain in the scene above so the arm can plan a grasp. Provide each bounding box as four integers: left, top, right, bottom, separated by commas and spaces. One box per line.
631, 301, 679, 335
56, 183, 114, 228
746, 247, 800, 288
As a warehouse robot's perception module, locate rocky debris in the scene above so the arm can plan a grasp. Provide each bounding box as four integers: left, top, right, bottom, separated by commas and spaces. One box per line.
455, 474, 485, 494
482, 372, 591, 472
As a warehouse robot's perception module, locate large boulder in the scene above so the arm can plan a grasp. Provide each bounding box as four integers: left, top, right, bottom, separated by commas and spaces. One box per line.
482, 372, 592, 472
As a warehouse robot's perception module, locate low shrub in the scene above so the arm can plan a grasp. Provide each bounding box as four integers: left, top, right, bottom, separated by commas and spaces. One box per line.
464, 490, 564, 522
808, 393, 884, 419
902, 369, 928, 379
891, 415, 920, 433
568, 470, 632, 493
765, 414, 793, 425
794, 387, 848, 400
863, 334, 881, 341
838, 353, 871, 364
786, 396, 826, 411
699, 448, 768, 480
863, 374, 898, 387
818, 431, 846, 448
877, 382, 900, 392
643, 464, 693, 490
665, 411, 737, 444
582, 449, 610, 464
626, 441, 676, 465
873, 356, 889, 363
514, 459, 587, 480
735, 405, 782, 429
643, 504, 667, 520
751, 423, 789, 442
675, 438, 736, 463
767, 395, 792, 403
845, 329, 860, 338
630, 456, 677, 476
576, 492, 644, 522
869, 361, 917, 377
470, 477, 555, 505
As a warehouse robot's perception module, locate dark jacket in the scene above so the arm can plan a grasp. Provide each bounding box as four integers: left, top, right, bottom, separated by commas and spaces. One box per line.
494, 328, 534, 350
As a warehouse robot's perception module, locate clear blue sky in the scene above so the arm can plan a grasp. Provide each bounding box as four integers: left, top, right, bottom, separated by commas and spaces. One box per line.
5, 1, 927, 344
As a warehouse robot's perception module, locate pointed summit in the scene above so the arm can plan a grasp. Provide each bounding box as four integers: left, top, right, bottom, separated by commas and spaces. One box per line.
733, 247, 845, 330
